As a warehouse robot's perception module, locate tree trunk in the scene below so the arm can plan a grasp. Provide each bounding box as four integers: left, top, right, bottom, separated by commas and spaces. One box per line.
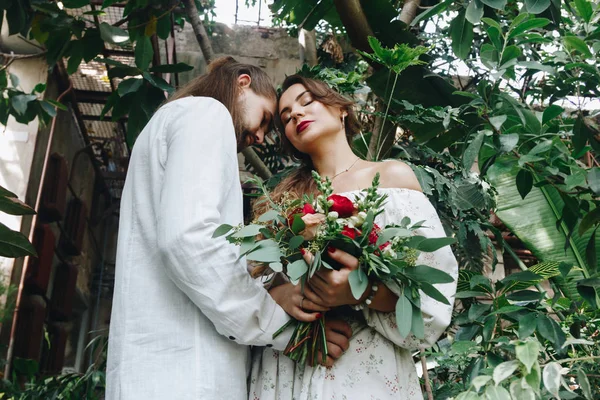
181, 0, 214, 63
299, 29, 318, 67
332, 0, 374, 54
399, 0, 421, 25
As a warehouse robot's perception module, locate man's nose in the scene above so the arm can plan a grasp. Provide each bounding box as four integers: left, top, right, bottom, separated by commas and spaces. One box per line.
254, 129, 265, 145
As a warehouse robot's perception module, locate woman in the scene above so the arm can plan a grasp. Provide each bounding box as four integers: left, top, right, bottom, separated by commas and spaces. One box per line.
249, 75, 458, 400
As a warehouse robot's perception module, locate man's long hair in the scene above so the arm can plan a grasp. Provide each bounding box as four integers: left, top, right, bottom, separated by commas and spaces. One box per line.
169, 56, 276, 146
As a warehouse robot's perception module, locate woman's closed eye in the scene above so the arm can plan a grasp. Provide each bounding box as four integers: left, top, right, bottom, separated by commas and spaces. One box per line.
282, 97, 313, 125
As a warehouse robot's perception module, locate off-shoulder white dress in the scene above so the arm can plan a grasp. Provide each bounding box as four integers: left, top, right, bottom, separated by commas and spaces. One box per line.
248, 188, 459, 400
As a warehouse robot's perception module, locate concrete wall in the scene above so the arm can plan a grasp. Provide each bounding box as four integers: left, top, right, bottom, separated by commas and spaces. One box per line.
172, 23, 302, 87
0, 58, 47, 286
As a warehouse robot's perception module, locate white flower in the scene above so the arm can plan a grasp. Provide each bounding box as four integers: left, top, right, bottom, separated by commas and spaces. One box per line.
382, 244, 396, 258
327, 211, 339, 220
349, 216, 362, 228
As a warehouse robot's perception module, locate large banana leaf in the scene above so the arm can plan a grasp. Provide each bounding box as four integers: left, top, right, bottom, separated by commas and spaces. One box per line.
487, 156, 599, 300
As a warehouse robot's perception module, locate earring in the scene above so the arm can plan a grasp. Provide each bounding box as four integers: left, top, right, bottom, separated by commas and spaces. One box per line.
341, 114, 346, 128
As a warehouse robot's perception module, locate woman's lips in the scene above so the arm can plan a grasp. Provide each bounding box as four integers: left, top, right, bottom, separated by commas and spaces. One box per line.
297, 120, 313, 134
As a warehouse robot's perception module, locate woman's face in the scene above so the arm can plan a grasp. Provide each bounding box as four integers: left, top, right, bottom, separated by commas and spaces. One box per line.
278, 83, 344, 154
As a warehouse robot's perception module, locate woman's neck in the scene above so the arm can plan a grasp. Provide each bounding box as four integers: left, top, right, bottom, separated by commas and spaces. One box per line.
309, 135, 359, 179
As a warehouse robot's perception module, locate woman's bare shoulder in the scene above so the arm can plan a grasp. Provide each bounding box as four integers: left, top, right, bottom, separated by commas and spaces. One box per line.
376, 160, 422, 192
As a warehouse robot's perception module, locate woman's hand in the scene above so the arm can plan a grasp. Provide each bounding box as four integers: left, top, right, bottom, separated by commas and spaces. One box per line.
307, 248, 399, 312
269, 282, 330, 322
306, 248, 362, 308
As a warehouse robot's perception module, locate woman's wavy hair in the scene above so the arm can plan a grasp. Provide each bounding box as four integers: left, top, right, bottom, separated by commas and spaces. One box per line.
253, 75, 361, 217
168, 56, 276, 148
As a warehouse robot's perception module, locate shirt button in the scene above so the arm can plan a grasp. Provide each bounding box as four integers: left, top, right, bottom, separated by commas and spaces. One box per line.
229, 336, 235, 340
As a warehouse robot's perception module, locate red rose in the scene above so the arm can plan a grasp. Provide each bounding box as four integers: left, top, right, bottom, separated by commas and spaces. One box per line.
327, 194, 355, 217
287, 207, 302, 227
369, 224, 381, 245
341, 225, 359, 240
302, 203, 316, 215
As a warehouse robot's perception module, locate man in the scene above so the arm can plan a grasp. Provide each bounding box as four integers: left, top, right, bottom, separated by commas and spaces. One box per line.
106, 57, 350, 399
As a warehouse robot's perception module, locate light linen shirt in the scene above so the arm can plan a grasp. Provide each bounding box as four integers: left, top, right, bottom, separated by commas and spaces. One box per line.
106, 97, 291, 400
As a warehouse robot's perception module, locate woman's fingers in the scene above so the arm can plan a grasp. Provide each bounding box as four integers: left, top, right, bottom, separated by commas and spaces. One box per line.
326, 248, 359, 270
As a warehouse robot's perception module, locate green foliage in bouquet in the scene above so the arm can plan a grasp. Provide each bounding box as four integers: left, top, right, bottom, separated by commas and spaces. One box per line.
214, 172, 456, 363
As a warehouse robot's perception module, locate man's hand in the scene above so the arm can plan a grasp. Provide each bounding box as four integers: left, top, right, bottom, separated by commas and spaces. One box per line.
269, 282, 330, 322
313, 319, 352, 367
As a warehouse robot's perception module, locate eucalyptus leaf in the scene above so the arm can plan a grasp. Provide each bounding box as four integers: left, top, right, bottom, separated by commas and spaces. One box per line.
348, 268, 368, 300
289, 235, 305, 251
376, 227, 412, 246
258, 209, 280, 222
411, 305, 425, 339
287, 259, 308, 281
395, 294, 412, 338
420, 282, 451, 305
231, 224, 263, 238
415, 236, 456, 252
404, 264, 455, 284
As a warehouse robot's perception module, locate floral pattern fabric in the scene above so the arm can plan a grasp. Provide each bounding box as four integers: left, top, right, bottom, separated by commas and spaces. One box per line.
248, 188, 459, 400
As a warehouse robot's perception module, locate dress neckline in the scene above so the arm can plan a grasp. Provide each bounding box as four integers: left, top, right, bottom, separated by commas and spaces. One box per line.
334, 187, 425, 196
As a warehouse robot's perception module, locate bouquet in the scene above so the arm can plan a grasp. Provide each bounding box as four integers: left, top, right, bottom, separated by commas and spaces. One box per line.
213, 172, 456, 365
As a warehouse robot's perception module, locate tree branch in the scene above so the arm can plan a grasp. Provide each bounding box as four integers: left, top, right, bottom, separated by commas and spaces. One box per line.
181, 0, 214, 63
399, 0, 422, 25
242, 147, 272, 180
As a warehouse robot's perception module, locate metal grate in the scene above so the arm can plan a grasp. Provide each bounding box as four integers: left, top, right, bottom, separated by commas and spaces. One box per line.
72, 60, 112, 92
79, 102, 111, 118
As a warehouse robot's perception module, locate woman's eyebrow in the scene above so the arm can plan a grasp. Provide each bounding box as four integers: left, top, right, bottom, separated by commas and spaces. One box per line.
279, 90, 310, 118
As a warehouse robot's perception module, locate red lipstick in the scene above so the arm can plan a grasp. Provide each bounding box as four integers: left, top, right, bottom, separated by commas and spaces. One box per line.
297, 120, 313, 134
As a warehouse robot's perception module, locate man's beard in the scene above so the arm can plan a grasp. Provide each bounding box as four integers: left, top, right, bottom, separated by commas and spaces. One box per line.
236, 127, 253, 152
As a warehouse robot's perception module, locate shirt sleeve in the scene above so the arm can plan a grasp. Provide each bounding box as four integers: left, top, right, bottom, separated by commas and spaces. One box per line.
156, 98, 292, 350
362, 190, 458, 350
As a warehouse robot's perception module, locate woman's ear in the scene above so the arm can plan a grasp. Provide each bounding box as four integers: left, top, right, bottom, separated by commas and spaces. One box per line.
238, 73, 252, 88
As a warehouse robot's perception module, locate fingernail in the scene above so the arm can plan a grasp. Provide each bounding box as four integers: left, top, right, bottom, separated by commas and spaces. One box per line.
327, 246, 335, 253
315, 313, 322, 318
300, 248, 306, 255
